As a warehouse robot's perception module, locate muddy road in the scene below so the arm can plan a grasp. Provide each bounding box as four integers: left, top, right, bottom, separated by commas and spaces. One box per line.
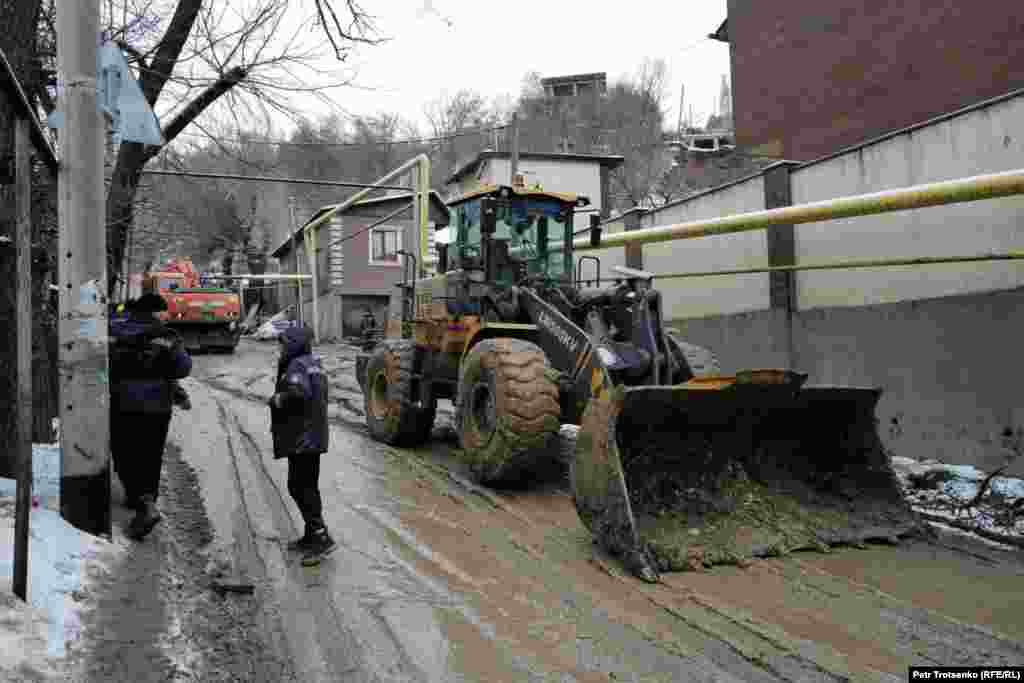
172, 339, 1024, 682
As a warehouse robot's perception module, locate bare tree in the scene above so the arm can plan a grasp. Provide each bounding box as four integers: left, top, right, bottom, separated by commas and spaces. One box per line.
603, 59, 672, 209
65, 0, 387, 297
512, 59, 680, 210
424, 90, 505, 181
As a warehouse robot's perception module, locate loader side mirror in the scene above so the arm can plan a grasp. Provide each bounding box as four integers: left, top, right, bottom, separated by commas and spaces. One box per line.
437, 243, 448, 272
589, 214, 602, 248
481, 197, 497, 236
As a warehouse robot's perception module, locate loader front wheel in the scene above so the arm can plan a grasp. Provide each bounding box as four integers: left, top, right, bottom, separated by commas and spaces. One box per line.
365, 341, 435, 447
456, 339, 561, 485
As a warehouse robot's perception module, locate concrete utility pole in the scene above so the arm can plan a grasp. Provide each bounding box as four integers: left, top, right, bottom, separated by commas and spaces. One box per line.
57, 0, 111, 536
307, 225, 320, 343
509, 112, 520, 183
288, 195, 303, 323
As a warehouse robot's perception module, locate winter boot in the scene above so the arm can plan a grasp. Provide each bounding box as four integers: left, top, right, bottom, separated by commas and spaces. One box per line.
286, 528, 317, 553
300, 528, 338, 567
127, 495, 163, 540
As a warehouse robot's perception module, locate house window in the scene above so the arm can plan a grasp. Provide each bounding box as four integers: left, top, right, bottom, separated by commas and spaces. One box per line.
369, 226, 402, 265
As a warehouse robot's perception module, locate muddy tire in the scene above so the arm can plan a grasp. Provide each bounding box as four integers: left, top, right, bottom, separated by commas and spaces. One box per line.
364, 340, 436, 447
665, 331, 720, 382
455, 339, 561, 484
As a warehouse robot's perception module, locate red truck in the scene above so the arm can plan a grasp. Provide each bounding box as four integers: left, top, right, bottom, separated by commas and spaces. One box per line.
143, 258, 243, 353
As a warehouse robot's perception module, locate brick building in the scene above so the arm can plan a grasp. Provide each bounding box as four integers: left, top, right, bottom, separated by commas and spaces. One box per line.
711, 1, 1024, 160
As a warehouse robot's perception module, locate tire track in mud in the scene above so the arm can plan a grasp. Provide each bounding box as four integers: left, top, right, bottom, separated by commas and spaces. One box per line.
370, 445, 840, 682
63, 442, 291, 683
216, 397, 533, 682
198, 355, 1024, 680
209, 391, 373, 682
776, 553, 1024, 666
201, 373, 883, 680
206, 381, 468, 682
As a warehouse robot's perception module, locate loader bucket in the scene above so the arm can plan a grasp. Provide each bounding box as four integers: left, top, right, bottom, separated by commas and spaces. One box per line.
572, 369, 920, 581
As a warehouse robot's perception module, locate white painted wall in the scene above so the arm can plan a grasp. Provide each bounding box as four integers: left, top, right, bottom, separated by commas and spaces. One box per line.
639, 176, 769, 319
792, 95, 1024, 309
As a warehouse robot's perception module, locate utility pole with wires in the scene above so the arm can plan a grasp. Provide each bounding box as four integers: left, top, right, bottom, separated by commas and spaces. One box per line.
509, 112, 520, 183
57, 0, 111, 537
288, 196, 303, 324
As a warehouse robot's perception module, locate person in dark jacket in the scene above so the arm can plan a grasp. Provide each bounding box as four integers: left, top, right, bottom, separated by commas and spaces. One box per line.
268, 324, 336, 565
109, 293, 193, 540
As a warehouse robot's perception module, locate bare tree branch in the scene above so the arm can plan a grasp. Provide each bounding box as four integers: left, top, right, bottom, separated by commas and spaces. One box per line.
140, 0, 202, 105
161, 66, 248, 144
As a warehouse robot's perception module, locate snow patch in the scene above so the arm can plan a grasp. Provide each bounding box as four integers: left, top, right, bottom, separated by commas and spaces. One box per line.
892, 456, 1024, 542
0, 444, 121, 664
0, 580, 60, 680
0, 443, 61, 510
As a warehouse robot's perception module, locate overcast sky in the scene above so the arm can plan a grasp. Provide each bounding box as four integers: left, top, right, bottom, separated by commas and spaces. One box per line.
294, 0, 730, 135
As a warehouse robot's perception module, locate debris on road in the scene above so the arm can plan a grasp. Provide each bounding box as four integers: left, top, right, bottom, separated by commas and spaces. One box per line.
892, 455, 1024, 548
211, 579, 256, 595
253, 308, 300, 340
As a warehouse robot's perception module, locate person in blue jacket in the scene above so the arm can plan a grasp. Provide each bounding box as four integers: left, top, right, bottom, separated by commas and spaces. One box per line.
268, 324, 336, 565
109, 293, 193, 540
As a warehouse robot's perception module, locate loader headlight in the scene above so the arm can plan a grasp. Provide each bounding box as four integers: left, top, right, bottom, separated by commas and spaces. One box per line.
596, 347, 619, 367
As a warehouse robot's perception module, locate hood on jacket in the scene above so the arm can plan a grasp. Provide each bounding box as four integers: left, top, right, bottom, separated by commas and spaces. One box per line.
130, 293, 169, 313
111, 316, 166, 341
280, 324, 313, 362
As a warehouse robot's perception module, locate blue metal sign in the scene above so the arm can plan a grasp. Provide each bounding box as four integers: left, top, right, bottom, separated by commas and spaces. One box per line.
48, 40, 164, 147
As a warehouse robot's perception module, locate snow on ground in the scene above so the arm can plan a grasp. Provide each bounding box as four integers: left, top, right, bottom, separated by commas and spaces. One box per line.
891, 456, 1024, 544
0, 442, 121, 678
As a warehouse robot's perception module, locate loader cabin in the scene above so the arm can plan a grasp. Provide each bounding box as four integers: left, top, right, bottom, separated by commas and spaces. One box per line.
434, 178, 591, 285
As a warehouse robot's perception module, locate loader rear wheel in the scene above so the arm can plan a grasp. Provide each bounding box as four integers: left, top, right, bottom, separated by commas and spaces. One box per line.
455, 339, 561, 485
665, 331, 720, 382
365, 341, 436, 447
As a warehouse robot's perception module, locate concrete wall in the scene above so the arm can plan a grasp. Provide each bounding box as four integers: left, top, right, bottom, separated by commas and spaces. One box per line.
634, 89, 1024, 475
671, 288, 1024, 477
792, 94, 1024, 308
639, 175, 768, 319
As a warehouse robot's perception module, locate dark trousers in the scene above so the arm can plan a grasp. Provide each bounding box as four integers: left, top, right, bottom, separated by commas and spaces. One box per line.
287, 453, 325, 532
111, 411, 172, 503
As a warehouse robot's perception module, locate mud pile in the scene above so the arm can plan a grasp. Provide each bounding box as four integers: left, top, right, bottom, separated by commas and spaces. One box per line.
617, 404, 922, 572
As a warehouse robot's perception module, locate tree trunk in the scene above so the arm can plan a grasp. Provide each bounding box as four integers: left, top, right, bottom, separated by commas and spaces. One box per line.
105, 142, 150, 297
105, 65, 248, 298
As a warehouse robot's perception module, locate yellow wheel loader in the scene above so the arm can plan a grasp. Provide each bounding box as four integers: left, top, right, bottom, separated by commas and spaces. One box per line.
356, 182, 919, 582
